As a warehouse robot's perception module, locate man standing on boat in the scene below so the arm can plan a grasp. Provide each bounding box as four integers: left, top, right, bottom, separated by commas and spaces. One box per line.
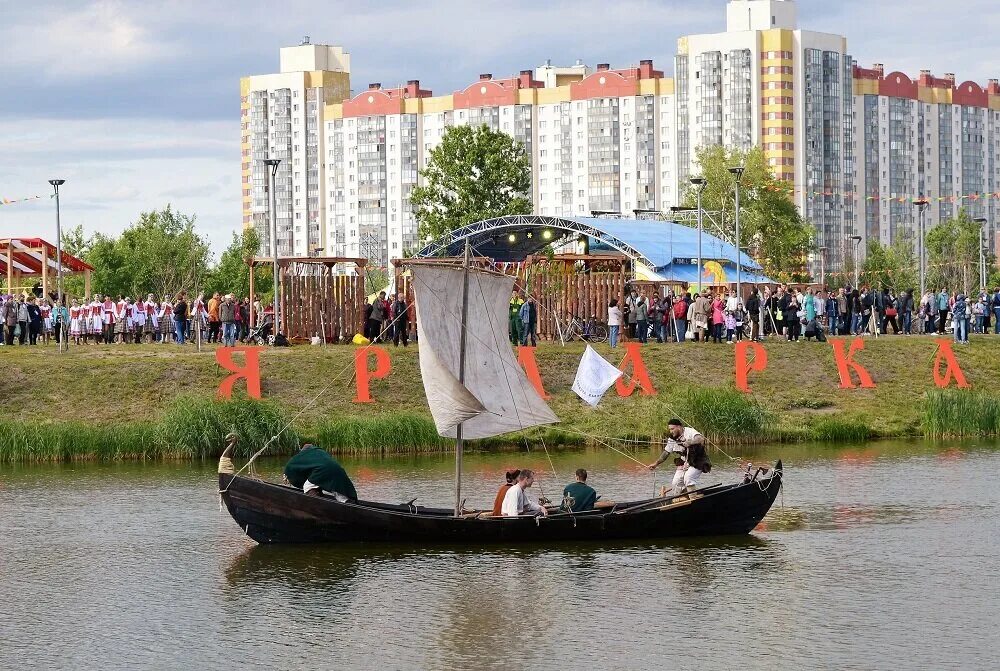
500, 469, 548, 517
647, 419, 711, 494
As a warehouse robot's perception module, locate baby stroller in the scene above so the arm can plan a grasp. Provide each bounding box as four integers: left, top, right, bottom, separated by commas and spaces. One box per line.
245, 315, 274, 346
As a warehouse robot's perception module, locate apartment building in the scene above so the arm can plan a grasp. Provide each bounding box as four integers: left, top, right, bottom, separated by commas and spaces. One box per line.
241, 41, 351, 257
242, 1, 1000, 272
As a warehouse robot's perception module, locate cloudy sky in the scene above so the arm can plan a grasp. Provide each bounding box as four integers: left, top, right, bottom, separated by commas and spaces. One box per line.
2, 0, 998, 259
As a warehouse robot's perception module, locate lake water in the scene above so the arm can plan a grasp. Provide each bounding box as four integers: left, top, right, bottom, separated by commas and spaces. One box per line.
1, 442, 998, 671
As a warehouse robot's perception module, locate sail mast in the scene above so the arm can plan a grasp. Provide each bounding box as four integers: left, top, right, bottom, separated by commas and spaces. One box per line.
454, 239, 472, 516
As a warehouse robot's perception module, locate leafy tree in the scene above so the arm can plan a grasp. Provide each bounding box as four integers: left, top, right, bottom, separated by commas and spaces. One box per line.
859, 239, 918, 292
411, 124, 531, 243
682, 145, 814, 281
205, 228, 269, 299
925, 208, 983, 292
82, 206, 211, 298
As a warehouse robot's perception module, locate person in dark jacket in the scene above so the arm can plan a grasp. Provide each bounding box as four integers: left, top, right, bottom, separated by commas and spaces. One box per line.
779, 289, 799, 341
898, 289, 914, 335
26, 296, 42, 345
284, 444, 358, 500
745, 288, 761, 341
392, 291, 409, 347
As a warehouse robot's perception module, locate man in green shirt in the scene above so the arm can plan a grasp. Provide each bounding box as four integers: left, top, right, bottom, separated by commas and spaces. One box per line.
562, 469, 598, 512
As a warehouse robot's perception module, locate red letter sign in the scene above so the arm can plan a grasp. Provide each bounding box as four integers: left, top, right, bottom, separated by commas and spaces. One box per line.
615, 342, 657, 397
516, 346, 550, 399
216, 346, 263, 399
354, 346, 392, 403
734, 340, 768, 393
932, 339, 971, 388
831, 338, 876, 389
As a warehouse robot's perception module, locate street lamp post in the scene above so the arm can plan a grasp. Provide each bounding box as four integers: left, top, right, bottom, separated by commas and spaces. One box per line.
914, 198, 929, 298
48, 179, 66, 353
728, 166, 745, 300
851, 235, 862, 288
974, 217, 988, 293
264, 158, 282, 338
690, 177, 707, 291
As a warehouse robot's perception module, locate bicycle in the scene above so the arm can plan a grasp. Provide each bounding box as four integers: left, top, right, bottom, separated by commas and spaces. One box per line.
558, 315, 608, 343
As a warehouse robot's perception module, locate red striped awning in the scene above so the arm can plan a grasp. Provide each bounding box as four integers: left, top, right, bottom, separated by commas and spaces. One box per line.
0, 238, 93, 275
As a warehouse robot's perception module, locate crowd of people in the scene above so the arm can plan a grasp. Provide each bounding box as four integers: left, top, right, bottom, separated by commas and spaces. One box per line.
362, 290, 412, 346
0, 290, 276, 348
603, 283, 1000, 347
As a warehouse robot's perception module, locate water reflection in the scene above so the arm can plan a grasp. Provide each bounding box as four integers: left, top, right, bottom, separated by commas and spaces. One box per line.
2, 440, 999, 670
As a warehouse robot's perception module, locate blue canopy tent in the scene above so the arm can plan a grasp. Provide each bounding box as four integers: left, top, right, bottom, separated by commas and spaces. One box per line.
414, 214, 772, 286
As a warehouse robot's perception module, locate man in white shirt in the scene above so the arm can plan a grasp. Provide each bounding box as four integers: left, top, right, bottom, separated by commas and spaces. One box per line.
501, 469, 548, 517
647, 419, 710, 493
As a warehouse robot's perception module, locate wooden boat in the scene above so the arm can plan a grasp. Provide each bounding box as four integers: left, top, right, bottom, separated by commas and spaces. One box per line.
219, 462, 782, 544
218, 243, 785, 545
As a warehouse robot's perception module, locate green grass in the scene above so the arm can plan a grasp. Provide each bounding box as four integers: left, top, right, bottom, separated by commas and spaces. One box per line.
3, 338, 1000, 461
921, 389, 1000, 437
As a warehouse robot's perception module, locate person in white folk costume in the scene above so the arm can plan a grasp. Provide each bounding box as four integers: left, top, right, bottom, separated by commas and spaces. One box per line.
192, 292, 206, 341
102, 295, 117, 344
500, 469, 548, 517
115, 297, 129, 343
39, 299, 52, 345
129, 297, 144, 344
647, 419, 712, 494
158, 295, 173, 344
89, 295, 104, 344
144, 294, 158, 343
69, 299, 82, 345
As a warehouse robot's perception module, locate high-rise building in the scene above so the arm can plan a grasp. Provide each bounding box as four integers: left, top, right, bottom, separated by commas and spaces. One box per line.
851, 66, 1000, 256
677, 0, 854, 270
242, 1, 1000, 274
241, 40, 351, 257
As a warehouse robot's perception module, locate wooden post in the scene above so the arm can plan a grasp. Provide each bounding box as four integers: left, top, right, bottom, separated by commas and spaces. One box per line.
41, 246, 49, 298
84, 269, 91, 299
6, 243, 12, 293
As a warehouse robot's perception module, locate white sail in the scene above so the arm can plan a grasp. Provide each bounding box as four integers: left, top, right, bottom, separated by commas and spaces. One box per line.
571, 344, 623, 407
411, 265, 559, 439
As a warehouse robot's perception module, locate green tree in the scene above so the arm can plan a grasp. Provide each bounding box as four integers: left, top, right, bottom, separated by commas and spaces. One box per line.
82, 206, 211, 298
925, 208, 982, 292
205, 228, 269, 299
682, 145, 814, 281
411, 124, 531, 243
859, 239, 918, 292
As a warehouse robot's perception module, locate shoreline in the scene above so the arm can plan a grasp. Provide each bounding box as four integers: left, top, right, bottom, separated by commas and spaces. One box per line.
1, 339, 998, 462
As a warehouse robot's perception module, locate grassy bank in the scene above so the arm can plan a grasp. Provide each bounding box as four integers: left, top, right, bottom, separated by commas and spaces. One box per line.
2, 337, 1000, 461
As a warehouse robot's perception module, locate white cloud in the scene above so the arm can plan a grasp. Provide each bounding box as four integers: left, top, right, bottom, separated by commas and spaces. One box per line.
2, 1, 174, 78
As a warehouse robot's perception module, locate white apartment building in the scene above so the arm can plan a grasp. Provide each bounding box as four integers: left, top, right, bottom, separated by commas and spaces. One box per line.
241, 41, 351, 257
243, 1, 1000, 273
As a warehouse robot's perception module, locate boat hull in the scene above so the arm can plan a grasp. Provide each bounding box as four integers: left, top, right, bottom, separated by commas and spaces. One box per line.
219, 463, 783, 545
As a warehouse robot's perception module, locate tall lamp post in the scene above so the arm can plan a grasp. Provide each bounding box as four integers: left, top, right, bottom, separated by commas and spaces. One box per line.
914, 197, 929, 298
264, 158, 282, 338
690, 177, 707, 291
728, 166, 745, 299
850, 235, 862, 288
48, 179, 66, 353
974, 217, 988, 293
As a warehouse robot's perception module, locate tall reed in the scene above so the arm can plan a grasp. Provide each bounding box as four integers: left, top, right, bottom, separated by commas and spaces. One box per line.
677, 387, 774, 443
808, 417, 874, 442
922, 390, 1000, 437
313, 412, 448, 455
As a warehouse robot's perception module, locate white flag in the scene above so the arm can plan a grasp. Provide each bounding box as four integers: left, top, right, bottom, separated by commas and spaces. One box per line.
572, 345, 623, 407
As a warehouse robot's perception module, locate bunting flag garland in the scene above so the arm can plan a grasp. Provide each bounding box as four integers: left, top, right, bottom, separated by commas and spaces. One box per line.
0, 195, 48, 207
758, 181, 1000, 204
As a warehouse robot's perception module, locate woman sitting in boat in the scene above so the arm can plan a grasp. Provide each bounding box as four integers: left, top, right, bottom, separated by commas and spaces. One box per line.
283, 444, 358, 501
491, 469, 521, 516
500, 469, 548, 517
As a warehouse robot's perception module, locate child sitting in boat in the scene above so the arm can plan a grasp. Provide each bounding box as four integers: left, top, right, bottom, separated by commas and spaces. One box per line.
283, 444, 358, 501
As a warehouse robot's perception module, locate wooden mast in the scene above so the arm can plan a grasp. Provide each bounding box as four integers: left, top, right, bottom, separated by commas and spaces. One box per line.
454, 239, 471, 516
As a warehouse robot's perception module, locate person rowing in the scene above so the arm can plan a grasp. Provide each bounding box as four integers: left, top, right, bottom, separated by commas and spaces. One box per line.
283, 443, 358, 502
647, 418, 711, 494
500, 469, 548, 517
